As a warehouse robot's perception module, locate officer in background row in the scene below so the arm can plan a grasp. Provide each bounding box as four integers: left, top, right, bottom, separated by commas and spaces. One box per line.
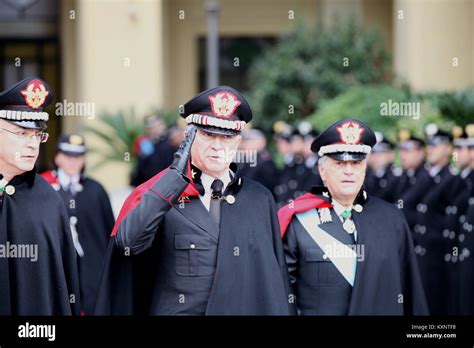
239, 128, 278, 193
274, 121, 322, 206
300, 121, 323, 197
395, 130, 431, 233
457, 124, 474, 315
131, 115, 176, 186
365, 132, 401, 203
414, 124, 464, 315
41, 134, 115, 315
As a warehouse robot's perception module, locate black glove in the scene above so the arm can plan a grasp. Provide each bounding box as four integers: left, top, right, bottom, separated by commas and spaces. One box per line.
170, 125, 198, 176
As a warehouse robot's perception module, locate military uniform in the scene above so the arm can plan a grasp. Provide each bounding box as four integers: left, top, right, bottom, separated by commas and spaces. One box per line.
455, 168, 474, 315
131, 132, 176, 186
0, 78, 80, 315
274, 123, 322, 206
397, 162, 432, 230
41, 134, 115, 315
414, 126, 464, 315
274, 153, 311, 205
95, 86, 292, 315
278, 118, 428, 315
394, 133, 431, 231
365, 133, 401, 203
365, 164, 402, 203
455, 124, 474, 315
239, 149, 279, 193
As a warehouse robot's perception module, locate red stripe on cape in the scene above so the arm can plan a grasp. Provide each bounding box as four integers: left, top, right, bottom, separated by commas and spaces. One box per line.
277, 193, 332, 237
40, 170, 58, 185
111, 163, 199, 237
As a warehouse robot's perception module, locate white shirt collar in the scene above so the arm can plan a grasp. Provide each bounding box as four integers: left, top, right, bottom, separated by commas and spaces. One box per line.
57, 168, 80, 190
0, 177, 8, 189
429, 164, 443, 177
331, 199, 351, 218
461, 167, 472, 179
374, 168, 386, 178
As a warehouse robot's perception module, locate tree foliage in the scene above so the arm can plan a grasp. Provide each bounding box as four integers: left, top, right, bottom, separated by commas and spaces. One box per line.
248, 20, 392, 133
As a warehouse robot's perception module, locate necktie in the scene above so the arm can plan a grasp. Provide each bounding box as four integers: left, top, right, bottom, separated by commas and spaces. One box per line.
209, 179, 224, 227
67, 182, 76, 196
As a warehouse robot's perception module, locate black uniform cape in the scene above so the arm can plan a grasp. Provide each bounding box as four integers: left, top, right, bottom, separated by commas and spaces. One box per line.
0, 169, 81, 315
279, 187, 429, 315
41, 170, 115, 315
94, 164, 292, 315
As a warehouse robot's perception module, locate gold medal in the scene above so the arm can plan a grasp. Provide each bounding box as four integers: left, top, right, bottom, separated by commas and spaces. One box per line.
5, 185, 15, 196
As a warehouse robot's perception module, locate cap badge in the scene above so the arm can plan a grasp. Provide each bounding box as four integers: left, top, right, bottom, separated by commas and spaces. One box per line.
336, 121, 364, 144
20, 79, 49, 110
70, 135, 84, 145
452, 125, 463, 139
209, 91, 241, 118
466, 124, 474, 138
398, 129, 411, 142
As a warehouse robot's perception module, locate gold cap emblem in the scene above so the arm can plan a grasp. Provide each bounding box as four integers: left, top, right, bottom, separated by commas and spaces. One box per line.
209, 92, 241, 118
20, 79, 49, 109
336, 121, 364, 144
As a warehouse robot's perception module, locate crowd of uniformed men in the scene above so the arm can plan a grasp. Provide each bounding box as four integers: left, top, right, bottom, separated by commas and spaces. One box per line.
0, 77, 473, 315
134, 114, 474, 316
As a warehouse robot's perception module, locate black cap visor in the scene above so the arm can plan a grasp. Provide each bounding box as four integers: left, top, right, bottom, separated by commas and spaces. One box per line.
427, 136, 451, 146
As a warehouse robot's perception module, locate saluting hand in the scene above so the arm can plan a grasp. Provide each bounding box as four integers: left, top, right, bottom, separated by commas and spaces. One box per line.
170, 125, 197, 176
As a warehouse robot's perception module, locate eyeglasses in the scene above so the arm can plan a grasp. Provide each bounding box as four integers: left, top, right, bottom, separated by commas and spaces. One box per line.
0, 127, 49, 143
